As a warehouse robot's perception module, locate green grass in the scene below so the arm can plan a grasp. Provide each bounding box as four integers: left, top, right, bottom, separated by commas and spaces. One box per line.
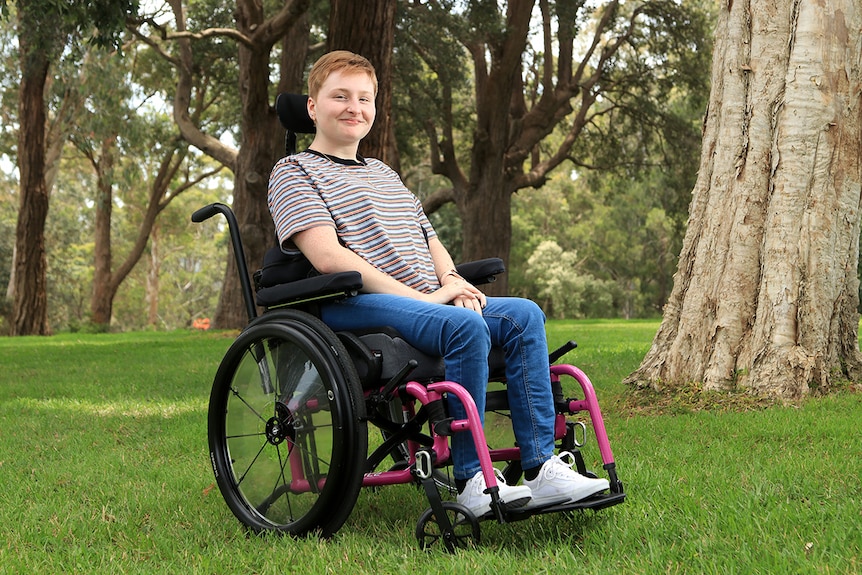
1, 322, 860, 574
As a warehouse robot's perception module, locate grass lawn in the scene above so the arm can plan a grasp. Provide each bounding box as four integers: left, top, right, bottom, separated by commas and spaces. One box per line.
0, 321, 859, 574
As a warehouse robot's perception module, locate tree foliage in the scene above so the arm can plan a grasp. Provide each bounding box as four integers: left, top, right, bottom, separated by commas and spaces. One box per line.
526, 239, 614, 318
391, 0, 712, 296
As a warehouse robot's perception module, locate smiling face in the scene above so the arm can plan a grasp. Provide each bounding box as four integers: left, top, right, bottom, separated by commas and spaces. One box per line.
307, 70, 377, 158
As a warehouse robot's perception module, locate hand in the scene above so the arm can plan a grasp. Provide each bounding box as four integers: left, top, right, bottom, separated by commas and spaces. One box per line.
428, 279, 486, 314
452, 291, 486, 314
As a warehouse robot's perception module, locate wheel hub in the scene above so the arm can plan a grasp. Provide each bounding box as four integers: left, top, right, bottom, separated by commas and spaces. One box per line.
265, 401, 296, 446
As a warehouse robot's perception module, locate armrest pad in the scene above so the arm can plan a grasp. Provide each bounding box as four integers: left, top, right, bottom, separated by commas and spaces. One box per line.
456, 258, 506, 285
256, 271, 363, 308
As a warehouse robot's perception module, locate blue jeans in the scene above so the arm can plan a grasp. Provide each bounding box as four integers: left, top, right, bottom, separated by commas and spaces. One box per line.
319, 294, 556, 480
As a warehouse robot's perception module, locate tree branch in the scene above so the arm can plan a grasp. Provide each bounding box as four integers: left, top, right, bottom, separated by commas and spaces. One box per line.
166, 0, 238, 170
407, 32, 468, 192
167, 27, 253, 48
507, 0, 641, 190
252, 0, 311, 48
164, 165, 226, 207
421, 187, 457, 216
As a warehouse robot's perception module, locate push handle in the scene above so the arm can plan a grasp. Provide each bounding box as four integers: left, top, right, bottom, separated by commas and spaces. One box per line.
190, 202, 257, 322
191, 203, 223, 223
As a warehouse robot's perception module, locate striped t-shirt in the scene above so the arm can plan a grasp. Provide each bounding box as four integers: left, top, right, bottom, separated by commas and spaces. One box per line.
268, 150, 441, 294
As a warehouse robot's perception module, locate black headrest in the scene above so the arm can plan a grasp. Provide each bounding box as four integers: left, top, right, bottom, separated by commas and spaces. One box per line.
275, 93, 315, 134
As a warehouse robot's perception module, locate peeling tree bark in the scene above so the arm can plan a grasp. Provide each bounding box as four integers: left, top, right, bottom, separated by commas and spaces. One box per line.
626, 0, 862, 399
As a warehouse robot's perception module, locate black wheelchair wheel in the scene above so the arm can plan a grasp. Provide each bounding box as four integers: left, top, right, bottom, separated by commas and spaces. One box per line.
208, 310, 367, 537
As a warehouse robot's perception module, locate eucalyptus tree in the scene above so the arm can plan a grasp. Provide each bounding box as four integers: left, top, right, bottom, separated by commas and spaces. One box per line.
3, 0, 138, 335
66, 48, 225, 328
395, 0, 711, 295
130, 0, 313, 329
627, 0, 862, 399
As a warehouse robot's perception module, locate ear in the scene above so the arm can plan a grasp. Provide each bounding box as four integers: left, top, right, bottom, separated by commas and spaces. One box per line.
307, 97, 316, 122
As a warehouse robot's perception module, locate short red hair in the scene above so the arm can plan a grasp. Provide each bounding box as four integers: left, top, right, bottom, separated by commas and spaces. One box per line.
308, 50, 378, 99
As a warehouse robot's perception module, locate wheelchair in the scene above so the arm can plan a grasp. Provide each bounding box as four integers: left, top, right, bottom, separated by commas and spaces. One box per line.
191, 94, 625, 551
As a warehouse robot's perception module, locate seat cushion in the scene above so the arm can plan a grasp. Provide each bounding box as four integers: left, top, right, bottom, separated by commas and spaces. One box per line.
342, 326, 507, 390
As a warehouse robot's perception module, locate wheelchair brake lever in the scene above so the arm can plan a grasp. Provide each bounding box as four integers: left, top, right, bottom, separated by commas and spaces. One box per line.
377, 359, 419, 401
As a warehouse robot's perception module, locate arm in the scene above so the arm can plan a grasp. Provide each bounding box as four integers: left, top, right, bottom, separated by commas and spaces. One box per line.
293, 225, 485, 311
428, 236, 458, 282
428, 236, 486, 313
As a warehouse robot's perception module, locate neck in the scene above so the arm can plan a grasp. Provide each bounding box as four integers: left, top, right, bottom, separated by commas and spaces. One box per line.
308, 137, 360, 161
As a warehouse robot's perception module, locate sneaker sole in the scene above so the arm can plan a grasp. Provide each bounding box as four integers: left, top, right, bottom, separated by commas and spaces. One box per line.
524, 478, 610, 508
524, 495, 570, 510
568, 484, 610, 503
460, 494, 533, 518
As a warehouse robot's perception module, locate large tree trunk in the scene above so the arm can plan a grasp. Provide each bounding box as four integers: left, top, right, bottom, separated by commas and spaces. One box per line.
626, 0, 862, 399
211, 46, 280, 329
327, 0, 398, 170
7, 65, 84, 320
212, 3, 308, 329
12, 32, 51, 336
460, 159, 514, 294
458, 0, 533, 296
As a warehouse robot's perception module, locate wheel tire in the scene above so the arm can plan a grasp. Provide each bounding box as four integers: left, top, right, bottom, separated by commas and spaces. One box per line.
208, 310, 367, 537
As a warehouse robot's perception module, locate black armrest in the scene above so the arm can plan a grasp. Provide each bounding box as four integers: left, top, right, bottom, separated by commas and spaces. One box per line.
456, 258, 506, 285
254, 247, 364, 308
256, 272, 363, 308
253, 248, 503, 308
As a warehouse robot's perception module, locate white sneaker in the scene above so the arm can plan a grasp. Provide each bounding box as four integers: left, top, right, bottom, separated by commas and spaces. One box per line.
457, 468, 532, 518
523, 452, 609, 509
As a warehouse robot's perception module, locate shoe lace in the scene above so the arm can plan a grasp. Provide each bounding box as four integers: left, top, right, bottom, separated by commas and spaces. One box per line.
467, 468, 508, 495
558, 451, 577, 466
493, 467, 509, 485
545, 451, 578, 479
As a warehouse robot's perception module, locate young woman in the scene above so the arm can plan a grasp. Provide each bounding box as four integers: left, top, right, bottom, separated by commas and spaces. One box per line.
268, 51, 608, 518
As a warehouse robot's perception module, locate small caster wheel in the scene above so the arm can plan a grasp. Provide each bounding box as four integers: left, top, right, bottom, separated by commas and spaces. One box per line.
415, 502, 480, 552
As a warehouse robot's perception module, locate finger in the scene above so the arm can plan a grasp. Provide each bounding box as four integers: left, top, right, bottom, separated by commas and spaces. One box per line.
462, 290, 485, 309
464, 295, 482, 314
453, 295, 480, 314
